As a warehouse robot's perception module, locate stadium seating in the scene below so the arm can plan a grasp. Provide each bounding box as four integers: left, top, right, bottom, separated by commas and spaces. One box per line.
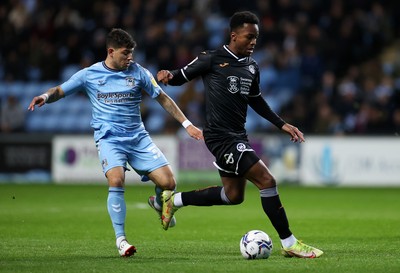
1, 82, 92, 133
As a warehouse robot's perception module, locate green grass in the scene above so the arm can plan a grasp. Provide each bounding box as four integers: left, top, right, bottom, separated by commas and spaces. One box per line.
1, 183, 399, 273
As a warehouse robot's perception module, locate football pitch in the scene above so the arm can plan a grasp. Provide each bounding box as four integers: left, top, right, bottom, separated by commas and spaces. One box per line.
1, 183, 399, 273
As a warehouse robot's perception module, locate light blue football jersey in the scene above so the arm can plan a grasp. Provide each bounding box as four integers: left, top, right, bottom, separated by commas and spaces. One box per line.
60, 61, 162, 141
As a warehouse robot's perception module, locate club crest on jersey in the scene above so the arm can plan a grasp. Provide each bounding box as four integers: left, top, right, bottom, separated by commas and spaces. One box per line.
125, 77, 134, 87
227, 76, 240, 93
236, 143, 246, 152
248, 65, 255, 74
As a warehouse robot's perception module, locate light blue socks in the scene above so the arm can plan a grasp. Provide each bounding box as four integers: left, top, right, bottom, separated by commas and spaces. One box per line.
107, 187, 126, 239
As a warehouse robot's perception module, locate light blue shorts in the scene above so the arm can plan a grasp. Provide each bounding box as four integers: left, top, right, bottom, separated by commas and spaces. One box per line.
96, 131, 169, 177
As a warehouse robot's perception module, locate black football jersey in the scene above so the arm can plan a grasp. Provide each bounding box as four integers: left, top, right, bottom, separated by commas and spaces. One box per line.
169, 45, 261, 141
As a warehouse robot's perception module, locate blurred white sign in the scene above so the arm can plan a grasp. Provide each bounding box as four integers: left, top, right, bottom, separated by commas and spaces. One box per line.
300, 137, 400, 186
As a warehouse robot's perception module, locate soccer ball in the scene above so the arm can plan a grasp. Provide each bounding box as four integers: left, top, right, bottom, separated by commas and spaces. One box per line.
240, 230, 273, 259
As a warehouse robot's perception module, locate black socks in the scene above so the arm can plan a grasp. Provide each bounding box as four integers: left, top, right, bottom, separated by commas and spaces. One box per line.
181, 186, 226, 206
261, 195, 292, 239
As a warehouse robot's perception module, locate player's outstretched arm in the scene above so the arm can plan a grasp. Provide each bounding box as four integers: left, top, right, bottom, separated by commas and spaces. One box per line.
28, 86, 65, 111
281, 123, 305, 143
156, 91, 203, 141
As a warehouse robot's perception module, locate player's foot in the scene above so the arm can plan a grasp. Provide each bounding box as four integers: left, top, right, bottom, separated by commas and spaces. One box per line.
118, 240, 137, 257
161, 190, 179, 230
281, 240, 323, 258
148, 195, 176, 228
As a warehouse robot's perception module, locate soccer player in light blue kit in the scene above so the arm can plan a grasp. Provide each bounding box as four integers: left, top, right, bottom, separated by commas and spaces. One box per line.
28, 28, 203, 257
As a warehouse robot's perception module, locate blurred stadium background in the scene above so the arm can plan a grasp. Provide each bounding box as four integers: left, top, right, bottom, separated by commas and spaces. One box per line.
1, 0, 399, 186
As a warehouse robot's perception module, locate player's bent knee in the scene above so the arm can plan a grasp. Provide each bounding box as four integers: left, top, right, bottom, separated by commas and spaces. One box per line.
156, 178, 176, 191
227, 195, 244, 205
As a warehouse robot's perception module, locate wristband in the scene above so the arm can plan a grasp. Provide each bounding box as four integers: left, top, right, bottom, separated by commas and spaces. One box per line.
182, 120, 192, 128
40, 93, 49, 103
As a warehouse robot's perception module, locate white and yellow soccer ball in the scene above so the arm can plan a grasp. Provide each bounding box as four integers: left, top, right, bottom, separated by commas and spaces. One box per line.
240, 230, 273, 259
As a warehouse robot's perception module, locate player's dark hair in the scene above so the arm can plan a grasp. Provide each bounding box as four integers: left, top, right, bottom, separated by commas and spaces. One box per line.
229, 11, 259, 32
106, 28, 136, 49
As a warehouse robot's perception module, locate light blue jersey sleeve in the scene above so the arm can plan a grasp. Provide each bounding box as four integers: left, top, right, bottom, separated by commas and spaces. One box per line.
60, 68, 87, 96
59, 62, 164, 141
138, 65, 162, 99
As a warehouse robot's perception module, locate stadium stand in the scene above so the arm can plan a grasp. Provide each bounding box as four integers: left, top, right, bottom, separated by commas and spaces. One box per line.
0, 0, 399, 135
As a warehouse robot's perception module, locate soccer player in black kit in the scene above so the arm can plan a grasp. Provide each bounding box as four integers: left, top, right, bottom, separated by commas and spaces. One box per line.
156, 11, 323, 258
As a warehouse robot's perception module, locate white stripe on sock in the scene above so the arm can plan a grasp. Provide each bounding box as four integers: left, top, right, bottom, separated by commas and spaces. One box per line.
173, 192, 183, 207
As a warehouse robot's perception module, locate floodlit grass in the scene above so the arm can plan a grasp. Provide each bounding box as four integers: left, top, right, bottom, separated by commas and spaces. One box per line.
1, 183, 399, 273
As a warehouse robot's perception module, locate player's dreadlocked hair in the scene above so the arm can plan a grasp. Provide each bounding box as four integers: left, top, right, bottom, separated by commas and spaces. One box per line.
106, 28, 137, 49
229, 11, 259, 32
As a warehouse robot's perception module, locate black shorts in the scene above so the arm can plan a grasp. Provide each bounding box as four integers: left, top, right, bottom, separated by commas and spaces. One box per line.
207, 140, 260, 177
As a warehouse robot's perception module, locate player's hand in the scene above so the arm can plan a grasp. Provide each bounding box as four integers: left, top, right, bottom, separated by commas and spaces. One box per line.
186, 125, 204, 141
27, 96, 46, 111
281, 123, 305, 143
157, 70, 173, 85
